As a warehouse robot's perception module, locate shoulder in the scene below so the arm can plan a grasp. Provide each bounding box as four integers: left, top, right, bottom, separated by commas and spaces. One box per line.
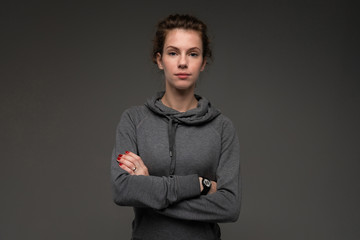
204, 113, 238, 144
123, 105, 150, 117
212, 113, 236, 131
119, 105, 152, 126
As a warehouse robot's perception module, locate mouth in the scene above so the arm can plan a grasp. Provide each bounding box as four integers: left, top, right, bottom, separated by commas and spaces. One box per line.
175, 73, 191, 79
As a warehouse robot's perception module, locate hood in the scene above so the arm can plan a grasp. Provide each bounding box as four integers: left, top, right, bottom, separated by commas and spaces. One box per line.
144, 91, 221, 175
145, 91, 221, 125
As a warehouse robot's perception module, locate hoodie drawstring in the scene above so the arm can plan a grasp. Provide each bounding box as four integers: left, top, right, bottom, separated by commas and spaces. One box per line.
168, 118, 179, 175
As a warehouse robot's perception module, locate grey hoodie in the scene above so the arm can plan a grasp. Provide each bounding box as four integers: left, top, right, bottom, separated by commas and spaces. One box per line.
111, 92, 241, 240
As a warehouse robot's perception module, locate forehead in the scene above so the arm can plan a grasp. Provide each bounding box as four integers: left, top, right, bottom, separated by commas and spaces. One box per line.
164, 29, 202, 50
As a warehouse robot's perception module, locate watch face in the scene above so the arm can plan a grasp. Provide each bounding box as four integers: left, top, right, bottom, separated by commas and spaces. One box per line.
203, 179, 211, 187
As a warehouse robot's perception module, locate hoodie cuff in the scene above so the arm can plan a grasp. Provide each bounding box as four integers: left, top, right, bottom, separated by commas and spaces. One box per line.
175, 174, 201, 201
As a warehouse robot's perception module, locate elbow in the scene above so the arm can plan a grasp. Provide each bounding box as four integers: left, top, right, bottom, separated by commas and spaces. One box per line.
219, 201, 240, 222
113, 194, 125, 206
227, 204, 240, 222
228, 193, 241, 222
112, 176, 130, 206
219, 192, 241, 223
112, 183, 126, 206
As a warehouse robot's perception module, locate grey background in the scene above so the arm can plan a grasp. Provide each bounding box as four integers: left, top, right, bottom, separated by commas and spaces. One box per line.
1, 0, 359, 239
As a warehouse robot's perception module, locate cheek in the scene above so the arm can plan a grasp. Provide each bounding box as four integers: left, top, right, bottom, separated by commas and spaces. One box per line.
162, 59, 176, 70
194, 61, 205, 72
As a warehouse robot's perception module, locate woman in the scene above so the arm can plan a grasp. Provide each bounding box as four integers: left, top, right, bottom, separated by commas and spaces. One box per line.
111, 14, 241, 240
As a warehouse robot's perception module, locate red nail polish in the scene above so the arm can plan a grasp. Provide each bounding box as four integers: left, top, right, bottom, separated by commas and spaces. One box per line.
125, 151, 130, 154
117, 157, 120, 160
119, 163, 123, 166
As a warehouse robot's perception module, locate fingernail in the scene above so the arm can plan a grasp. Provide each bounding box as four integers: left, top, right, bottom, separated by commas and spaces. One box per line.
125, 151, 130, 154
117, 157, 120, 160
119, 163, 123, 166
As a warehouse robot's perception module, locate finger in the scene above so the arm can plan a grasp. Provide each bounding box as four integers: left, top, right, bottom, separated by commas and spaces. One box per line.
125, 151, 142, 161
121, 153, 136, 162
118, 162, 134, 175
116, 154, 124, 162
121, 154, 138, 168
120, 153, 139, 170
210, 181, 217, 194
123, 151, 148, 174
125, 151, 146, 168
125, 151, 137, 158
124, 152, 144, 169
118, 158, 136, 171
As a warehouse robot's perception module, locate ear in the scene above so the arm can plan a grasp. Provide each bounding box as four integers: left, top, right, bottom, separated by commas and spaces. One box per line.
200, 58, 207, 72
156, 53, 163, 70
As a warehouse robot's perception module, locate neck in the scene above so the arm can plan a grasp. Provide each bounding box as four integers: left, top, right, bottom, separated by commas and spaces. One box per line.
161, 87, 198, 112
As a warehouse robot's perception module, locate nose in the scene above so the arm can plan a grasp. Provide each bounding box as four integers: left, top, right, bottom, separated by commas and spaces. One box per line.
178, 54, 188, 69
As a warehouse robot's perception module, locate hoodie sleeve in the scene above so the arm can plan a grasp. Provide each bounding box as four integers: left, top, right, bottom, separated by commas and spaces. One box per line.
156, 118, 241, 223
111, 108, 201, 210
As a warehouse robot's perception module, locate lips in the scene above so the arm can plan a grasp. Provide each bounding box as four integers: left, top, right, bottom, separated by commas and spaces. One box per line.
175, 73, 191, 79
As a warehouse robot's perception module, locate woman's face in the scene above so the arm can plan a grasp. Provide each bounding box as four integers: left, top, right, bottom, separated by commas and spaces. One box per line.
156, 29, 206, 91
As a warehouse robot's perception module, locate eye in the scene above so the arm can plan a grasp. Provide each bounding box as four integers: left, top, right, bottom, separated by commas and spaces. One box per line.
168, 51, 177, 56
189, 52, 199, 57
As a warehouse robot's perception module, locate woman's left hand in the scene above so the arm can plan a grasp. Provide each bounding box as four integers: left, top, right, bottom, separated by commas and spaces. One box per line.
117, 151, 149, 176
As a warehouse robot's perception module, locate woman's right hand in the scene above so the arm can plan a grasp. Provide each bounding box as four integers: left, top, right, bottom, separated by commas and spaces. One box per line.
199, 177, 217, 194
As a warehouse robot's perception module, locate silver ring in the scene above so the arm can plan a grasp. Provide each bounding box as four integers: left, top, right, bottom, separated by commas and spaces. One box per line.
133, 167, 136, 172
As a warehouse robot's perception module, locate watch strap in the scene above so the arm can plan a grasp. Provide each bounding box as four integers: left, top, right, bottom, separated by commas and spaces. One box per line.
201, 178, 211, 195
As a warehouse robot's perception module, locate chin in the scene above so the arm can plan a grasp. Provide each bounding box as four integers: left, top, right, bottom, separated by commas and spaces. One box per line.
171, 80, 196, 89
174, 83, 196, 91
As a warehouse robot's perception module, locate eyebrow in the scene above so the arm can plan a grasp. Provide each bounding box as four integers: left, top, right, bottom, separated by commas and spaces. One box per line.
165, 46, 202, 52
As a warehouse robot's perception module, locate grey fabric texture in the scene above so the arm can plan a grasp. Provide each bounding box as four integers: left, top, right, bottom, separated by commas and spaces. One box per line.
111, 92, 241, 240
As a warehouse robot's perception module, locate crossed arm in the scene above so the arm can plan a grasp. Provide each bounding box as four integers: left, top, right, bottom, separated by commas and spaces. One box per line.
111, 110, 241, 222
117, 151, 217, 194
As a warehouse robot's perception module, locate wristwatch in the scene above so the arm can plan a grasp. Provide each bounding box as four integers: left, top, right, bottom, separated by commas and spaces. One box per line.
201, 178, 212, 195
